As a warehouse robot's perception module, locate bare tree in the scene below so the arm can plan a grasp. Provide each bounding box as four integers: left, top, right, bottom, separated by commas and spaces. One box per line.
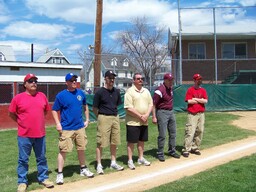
116, 16, 168, 85
77, 45, 116, 89
77, 48, 94, 90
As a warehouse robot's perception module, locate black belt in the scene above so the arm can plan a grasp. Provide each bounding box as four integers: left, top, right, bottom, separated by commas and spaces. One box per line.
98, 113, 117, 116
157, 108, 172, 111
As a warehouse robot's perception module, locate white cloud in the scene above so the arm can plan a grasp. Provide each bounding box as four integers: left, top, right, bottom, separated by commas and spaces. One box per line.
21, 0, 256, 34
0, 15, 11, 24
171, 2, 256, 33
24, 0, 174, 25
2, 21, 74, 40
0, 0, 12, 24
241, 0, 256, 6
25, 0, 96, 24
0, 40, 48, 59
103, 0, 173, 24
67, 44, 82, 51
107, 30, 119, 40
1, 0, 255, 63
218, 0, 256, 6
221, 0, 237, 3
234, 0, 256, 6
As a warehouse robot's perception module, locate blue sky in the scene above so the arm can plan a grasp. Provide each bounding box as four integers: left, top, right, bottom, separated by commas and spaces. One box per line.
0, 0, 255, 63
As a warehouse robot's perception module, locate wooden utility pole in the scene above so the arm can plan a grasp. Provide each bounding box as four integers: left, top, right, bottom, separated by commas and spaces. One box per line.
94, 0, 103, 90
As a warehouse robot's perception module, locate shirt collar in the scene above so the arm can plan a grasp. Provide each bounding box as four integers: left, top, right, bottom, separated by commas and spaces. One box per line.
132, 84, 144, 93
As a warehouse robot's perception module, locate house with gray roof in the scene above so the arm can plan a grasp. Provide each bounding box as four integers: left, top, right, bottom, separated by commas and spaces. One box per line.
87, 54, 137, 89
0, 45, 16, 61
36, 48, 71, 64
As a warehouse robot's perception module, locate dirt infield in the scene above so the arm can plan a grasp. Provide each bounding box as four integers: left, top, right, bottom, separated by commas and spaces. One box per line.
33, 111, 256, 192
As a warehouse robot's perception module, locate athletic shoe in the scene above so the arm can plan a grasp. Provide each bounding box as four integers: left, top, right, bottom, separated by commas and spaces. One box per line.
169, 152, 181, 159
80, 168, 94, 178
96, 164, 104, 175
157, 152, 165, 162
127, 160, 136, 170
40, 179, 54, 188
137, 157, 151, 166
56, 173, 64, 185
17, 183, 27, 192
191, 149, 201, 155
110, 163, 124, 171
182, 151, 190, 158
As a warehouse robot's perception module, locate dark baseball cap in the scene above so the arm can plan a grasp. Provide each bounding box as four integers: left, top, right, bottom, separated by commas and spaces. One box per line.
163, 73, 174, 80
104, 70, 117, 78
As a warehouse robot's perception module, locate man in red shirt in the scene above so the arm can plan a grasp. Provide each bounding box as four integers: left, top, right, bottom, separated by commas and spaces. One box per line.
182, 74, 208, 158
9, 74, 54, 192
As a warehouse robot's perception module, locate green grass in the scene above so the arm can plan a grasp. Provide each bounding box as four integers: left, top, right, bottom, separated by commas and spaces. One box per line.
1, 112, 255, 191
146, 153, 256, 192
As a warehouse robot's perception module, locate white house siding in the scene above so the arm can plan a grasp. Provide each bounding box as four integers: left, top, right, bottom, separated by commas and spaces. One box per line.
0, 62, 83, 83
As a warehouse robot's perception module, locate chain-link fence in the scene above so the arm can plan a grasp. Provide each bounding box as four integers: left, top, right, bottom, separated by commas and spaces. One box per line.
171, 58, 256, 85
0, 82, 67, 104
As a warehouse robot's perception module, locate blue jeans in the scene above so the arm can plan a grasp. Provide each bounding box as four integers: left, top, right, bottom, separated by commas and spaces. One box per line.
17, 136, 49, 184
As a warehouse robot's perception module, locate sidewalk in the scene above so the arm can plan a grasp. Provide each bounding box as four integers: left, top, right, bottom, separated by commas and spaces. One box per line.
33, 136, 256, 192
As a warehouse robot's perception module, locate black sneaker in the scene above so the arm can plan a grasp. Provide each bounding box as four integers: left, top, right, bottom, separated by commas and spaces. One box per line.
157, 152, 165, 162
169, 152, 180, 159
182, 151, 189, 158
191, 149, 201, 155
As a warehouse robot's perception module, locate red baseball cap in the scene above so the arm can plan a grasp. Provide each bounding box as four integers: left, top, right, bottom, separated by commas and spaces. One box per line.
164, 73, 174, 81
193, 74, 202, 80
24, 73, 38, 82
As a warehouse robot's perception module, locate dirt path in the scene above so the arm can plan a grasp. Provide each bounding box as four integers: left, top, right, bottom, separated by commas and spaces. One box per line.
33, 111, 256, 192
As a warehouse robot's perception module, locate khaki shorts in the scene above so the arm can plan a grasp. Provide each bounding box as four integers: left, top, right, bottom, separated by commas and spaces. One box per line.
58, 127, 88, 152
97, 114, 121, 148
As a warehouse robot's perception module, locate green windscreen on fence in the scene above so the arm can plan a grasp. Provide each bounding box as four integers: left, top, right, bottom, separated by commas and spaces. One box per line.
86, 84, 256, 121
173, 84, 256, 112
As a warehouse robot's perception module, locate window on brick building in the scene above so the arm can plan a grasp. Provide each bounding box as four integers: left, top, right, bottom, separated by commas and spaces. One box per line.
222, 43, 247, 59
188, 43, 206, 59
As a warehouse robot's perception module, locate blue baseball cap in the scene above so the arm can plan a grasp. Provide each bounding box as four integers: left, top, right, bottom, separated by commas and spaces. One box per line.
65, 73, 78, 81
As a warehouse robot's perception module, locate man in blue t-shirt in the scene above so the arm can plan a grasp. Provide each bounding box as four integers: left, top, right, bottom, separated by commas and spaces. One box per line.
52, 73, 94, 185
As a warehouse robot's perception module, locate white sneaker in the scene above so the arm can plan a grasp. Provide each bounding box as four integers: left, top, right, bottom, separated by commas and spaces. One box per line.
128, 160, 135, 170
110, 163, 124, 171
56, 173, 64, 185
80, 168, 94, 178
96, 164, 104, 175
138, 157, 151, 166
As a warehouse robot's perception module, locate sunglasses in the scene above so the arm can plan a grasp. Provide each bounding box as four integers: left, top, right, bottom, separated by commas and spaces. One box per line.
106, 77, 115, 80
27, 79, 38, 84
69, 79, 77, 82
135, 77, 144, 81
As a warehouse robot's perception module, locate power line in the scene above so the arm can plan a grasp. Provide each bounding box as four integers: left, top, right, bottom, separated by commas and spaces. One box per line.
180, 5, 256, 10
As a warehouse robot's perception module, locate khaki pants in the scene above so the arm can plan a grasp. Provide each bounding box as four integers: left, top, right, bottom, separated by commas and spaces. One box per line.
184, 112, 205, 152
58, 128, 87, 152
97, 114, 121, 148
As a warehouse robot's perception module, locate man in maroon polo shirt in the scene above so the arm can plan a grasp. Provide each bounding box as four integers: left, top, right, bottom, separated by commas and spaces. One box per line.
152, 73, 180, 162
182, 73, 208, 157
